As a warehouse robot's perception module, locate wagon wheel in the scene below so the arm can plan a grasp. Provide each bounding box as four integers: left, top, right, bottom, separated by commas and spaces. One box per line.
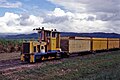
61, 52, 69, 58
56, 52, 61, 59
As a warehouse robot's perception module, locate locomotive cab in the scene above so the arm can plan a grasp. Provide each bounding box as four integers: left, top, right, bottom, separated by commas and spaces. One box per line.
21, 27, 62, 63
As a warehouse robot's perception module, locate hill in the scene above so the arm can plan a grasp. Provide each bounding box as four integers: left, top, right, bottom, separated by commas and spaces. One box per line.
1, 32, 120, 39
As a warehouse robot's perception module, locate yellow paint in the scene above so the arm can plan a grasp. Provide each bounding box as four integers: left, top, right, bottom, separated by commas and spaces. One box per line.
30, 41, 33, 54
100, 40, 107, 50
30, 55, 35, 63
92, 38, 107, 51
51, 57, 55, 59
51, 38, 57, 50
56, 34, 60, 48
21, 54, 24, 61
108, 38, 119, 49
48, 56, 55, 59
69, 39, 91, 53
33, 41, 40, 52
40, 42, 47, 45
56, 48, 61, 50
42, 56, 45, 60
48, 56, 51, 59
47, 40, 51, 51
29, 41, 42, 53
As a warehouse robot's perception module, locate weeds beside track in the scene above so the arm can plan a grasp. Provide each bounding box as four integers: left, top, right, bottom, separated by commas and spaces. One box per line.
0, 50, 120, 80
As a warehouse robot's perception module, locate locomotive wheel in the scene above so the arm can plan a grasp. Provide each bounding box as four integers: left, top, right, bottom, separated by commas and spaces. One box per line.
56, 53, 61, 59
61, 52, 69, 58
30, 55, 35, 63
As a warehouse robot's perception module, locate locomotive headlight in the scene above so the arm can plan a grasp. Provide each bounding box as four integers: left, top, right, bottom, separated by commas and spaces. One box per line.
59, 48, 61, 52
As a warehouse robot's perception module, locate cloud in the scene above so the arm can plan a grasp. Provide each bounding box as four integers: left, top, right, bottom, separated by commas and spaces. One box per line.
47, 0, 120, 21
42, 8, 108, 32
45, 0, 120, 33
42, 7, 120, 33
96, 12, 120, 21
0, 0, 22, 8
43, 8, 73, 24
47, 0, 87, 12
0, 5, 120, 33
0, 12, 43, 33
48, 0, 120, 13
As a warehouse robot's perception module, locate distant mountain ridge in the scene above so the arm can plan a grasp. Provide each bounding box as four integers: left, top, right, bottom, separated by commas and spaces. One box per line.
0, 33, 19, 38
61, 32, 120, 38
1, 32, 120, 39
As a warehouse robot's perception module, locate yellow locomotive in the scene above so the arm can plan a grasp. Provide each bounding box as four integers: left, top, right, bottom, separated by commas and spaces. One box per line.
21, 27, 120, 63
21, 27, 63, 63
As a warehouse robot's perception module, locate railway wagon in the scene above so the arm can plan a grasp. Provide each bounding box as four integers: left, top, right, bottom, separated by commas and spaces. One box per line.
60, 37, 120, 54
21, 27, 120, 63
92, 38, 107, 51
60, 37, 91, 54
108, 38, 120, 49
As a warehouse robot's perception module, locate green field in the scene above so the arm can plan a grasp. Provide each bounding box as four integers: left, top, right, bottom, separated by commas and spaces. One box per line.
0, 39, 22, 53
1, 50, 120, 80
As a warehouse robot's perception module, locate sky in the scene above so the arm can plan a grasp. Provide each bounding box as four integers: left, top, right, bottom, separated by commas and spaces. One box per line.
0, 0, 120, 34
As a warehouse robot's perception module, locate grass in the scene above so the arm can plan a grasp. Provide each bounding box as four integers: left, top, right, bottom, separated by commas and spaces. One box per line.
2, 50, 120, 80
0, 39, 22, 45
0, 39, 22, 53
0, 75, 8, 80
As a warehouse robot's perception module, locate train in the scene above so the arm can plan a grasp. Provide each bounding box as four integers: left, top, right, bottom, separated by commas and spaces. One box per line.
21, 27, 120, 63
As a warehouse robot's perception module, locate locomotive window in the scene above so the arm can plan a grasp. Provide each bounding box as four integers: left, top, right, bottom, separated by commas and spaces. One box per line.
52, 32, 58, 37
52, 33, 58, 37
41, 46, 44, 49
46, 32, 50, 37
37, 45, 40, 52
38, 32, 42, 39
23, 43, 30, 53
34, 46, 36, 52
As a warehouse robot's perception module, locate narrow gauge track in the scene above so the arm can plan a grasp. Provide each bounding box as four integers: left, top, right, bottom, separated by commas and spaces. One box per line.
0, 57, 64, 75
0, 50, 118, 75
0, 59, 27, 70
0, 53, 93, 70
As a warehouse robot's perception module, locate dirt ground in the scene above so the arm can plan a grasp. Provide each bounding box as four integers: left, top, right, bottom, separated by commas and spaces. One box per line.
0, 50, 120, 80
0, 52, 20, 61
